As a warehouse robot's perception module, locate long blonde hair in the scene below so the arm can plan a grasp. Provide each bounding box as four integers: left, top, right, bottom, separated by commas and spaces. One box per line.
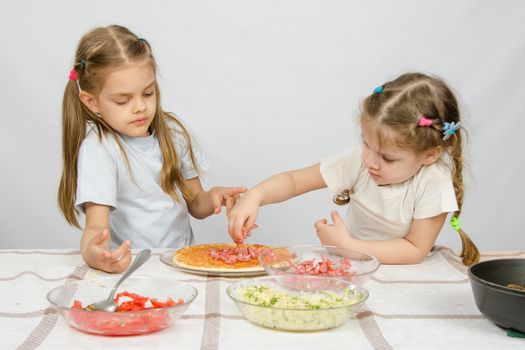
58, 25, 199, 228
335, 72, 479, 265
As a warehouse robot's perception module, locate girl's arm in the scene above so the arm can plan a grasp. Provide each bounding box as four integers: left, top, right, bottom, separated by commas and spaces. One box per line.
228, 163, 327, 242
81, 203, 132, 273
185, 177, 247, 219
315, 211, 447, 264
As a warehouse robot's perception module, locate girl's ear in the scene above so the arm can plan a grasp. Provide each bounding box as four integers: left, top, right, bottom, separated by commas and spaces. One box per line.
78, 91, 100, 114
422, 147, 443, 165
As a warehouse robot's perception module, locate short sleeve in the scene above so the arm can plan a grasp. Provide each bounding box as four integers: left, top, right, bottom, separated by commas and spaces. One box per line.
75, 136, 118, 212
320, 147, 363, 195
413, 163, 459, 219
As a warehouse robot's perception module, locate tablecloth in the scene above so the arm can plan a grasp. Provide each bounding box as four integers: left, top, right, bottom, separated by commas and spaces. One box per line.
1, 246, 524, 350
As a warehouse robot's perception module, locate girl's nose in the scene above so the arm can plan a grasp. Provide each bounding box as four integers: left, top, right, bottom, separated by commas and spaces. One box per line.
133, 98, 146, 113
364, 152, 379, 170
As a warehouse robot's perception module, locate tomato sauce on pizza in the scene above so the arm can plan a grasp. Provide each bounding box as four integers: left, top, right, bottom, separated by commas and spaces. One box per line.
173, 243, 271, 272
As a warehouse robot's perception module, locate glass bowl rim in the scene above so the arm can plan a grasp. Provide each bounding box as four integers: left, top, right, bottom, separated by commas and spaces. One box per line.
226, 274, 369, 311
46, 276, 199, 315
258, 244, 380, 276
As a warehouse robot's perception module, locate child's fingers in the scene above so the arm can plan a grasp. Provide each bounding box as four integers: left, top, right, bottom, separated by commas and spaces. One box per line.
218, 187, 246, 207
242, 217, 257, 237
210, 194, 223, 214
244, 223, 258, 238
223, 186, 248, 196
91, 229, 110, 246
225, 196, 236, 213
108, 249, 133, 273
104, 241, 131, 263
330, 211, 343, 225
232, 217, 249, 242
314, 218, 328, 232
227, 218, 243, 244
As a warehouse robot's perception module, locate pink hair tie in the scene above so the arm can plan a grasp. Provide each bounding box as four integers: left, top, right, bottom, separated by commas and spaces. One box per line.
69, 68, 78, 81
418, 117, 432, 127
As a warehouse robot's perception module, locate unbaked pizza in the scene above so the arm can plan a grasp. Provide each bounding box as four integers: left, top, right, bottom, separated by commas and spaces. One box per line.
172, 243, 272, 273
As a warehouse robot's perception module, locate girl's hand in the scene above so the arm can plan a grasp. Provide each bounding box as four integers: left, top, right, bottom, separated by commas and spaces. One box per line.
83, 229, 132, 273
208, 186, 248, 214
227, 193, 261, 244
314, 211, 352, 247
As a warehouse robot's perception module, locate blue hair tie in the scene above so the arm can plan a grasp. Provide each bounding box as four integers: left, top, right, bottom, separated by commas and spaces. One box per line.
373, 85, 383, 94
442, 121, 461, 141
79, 59, 85, 67
138, 37, 145, 42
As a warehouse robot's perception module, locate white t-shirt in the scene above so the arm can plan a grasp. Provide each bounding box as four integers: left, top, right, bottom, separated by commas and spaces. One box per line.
320, 147, 458, 240
75, 122, 209, 249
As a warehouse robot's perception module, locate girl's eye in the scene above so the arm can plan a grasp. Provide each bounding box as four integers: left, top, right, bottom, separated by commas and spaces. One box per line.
144, 91, 154, 97
115, 100, 128, 105
383, 157, 395, 163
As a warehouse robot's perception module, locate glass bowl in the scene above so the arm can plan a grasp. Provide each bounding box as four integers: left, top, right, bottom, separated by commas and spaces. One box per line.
46, 276, 197, 336
258, 245, 379, 286
226, 275, 368, 331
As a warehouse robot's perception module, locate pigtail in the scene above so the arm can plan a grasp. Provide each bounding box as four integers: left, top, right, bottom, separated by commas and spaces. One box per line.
449, 132, 480, 265
152, 83, 201, 203
58, 80, 88, 228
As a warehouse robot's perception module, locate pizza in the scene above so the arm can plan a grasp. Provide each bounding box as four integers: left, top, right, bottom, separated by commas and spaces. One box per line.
173, 243, 271, 272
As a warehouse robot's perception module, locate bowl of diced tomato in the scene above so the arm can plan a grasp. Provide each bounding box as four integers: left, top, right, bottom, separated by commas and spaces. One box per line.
258, 245, 380, 286
46, 276, 197, 336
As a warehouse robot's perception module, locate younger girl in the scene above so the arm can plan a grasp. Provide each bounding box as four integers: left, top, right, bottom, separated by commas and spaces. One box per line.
228, 72, 479, 266
58, 25, 246, 273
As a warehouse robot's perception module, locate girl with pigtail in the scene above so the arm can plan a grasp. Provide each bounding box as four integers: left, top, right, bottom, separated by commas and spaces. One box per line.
58, 25, 246, 273
228, 72, 479, 266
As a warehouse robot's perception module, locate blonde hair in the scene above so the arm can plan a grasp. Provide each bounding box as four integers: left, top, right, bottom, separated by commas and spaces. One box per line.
334, 72, 479, 265
58, 25, 200, 228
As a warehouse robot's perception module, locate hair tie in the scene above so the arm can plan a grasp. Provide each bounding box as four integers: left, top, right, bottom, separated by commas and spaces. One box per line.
450, 216, 461, 232
69, 67, 82, 91
373, 85, 383, 94
69, 68, 78, 81
79, 59, 86, 67
138, 37, 145, 42
442, 121, 460, 140
418, 117, 433, 127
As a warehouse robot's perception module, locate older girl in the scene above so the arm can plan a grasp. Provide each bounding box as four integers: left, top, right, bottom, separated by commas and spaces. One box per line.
58, 25, 245, 272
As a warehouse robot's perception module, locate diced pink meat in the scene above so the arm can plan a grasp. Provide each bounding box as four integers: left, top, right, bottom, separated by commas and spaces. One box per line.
289, 255, 355, 276
208, 245, 271, 265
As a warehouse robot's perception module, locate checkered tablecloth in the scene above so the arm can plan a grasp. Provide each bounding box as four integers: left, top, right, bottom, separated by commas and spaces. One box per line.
1, 247, 524, 350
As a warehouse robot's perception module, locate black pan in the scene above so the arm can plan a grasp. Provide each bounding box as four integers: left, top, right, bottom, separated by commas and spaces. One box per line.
468, 258, 525, 333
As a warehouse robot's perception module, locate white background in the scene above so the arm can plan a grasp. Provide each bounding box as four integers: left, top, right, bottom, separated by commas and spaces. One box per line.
0, 0, 523, 251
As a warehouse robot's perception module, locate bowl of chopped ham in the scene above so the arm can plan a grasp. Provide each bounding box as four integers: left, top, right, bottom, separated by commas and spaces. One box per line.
46, 276, 197, 336
258, 245, 379, 286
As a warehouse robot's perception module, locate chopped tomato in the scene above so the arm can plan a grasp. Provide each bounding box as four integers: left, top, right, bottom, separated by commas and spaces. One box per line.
70, 291, 185, 335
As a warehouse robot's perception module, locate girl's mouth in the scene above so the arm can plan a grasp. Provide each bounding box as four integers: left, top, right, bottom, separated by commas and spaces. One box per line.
368, 170, 380, 179
132, 118, 148, 125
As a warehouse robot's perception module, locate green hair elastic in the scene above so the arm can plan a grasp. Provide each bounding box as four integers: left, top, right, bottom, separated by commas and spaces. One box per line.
450, 216, 461, 232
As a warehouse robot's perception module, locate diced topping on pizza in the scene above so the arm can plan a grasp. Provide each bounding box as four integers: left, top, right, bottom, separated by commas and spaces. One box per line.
208, 245, 272, 264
